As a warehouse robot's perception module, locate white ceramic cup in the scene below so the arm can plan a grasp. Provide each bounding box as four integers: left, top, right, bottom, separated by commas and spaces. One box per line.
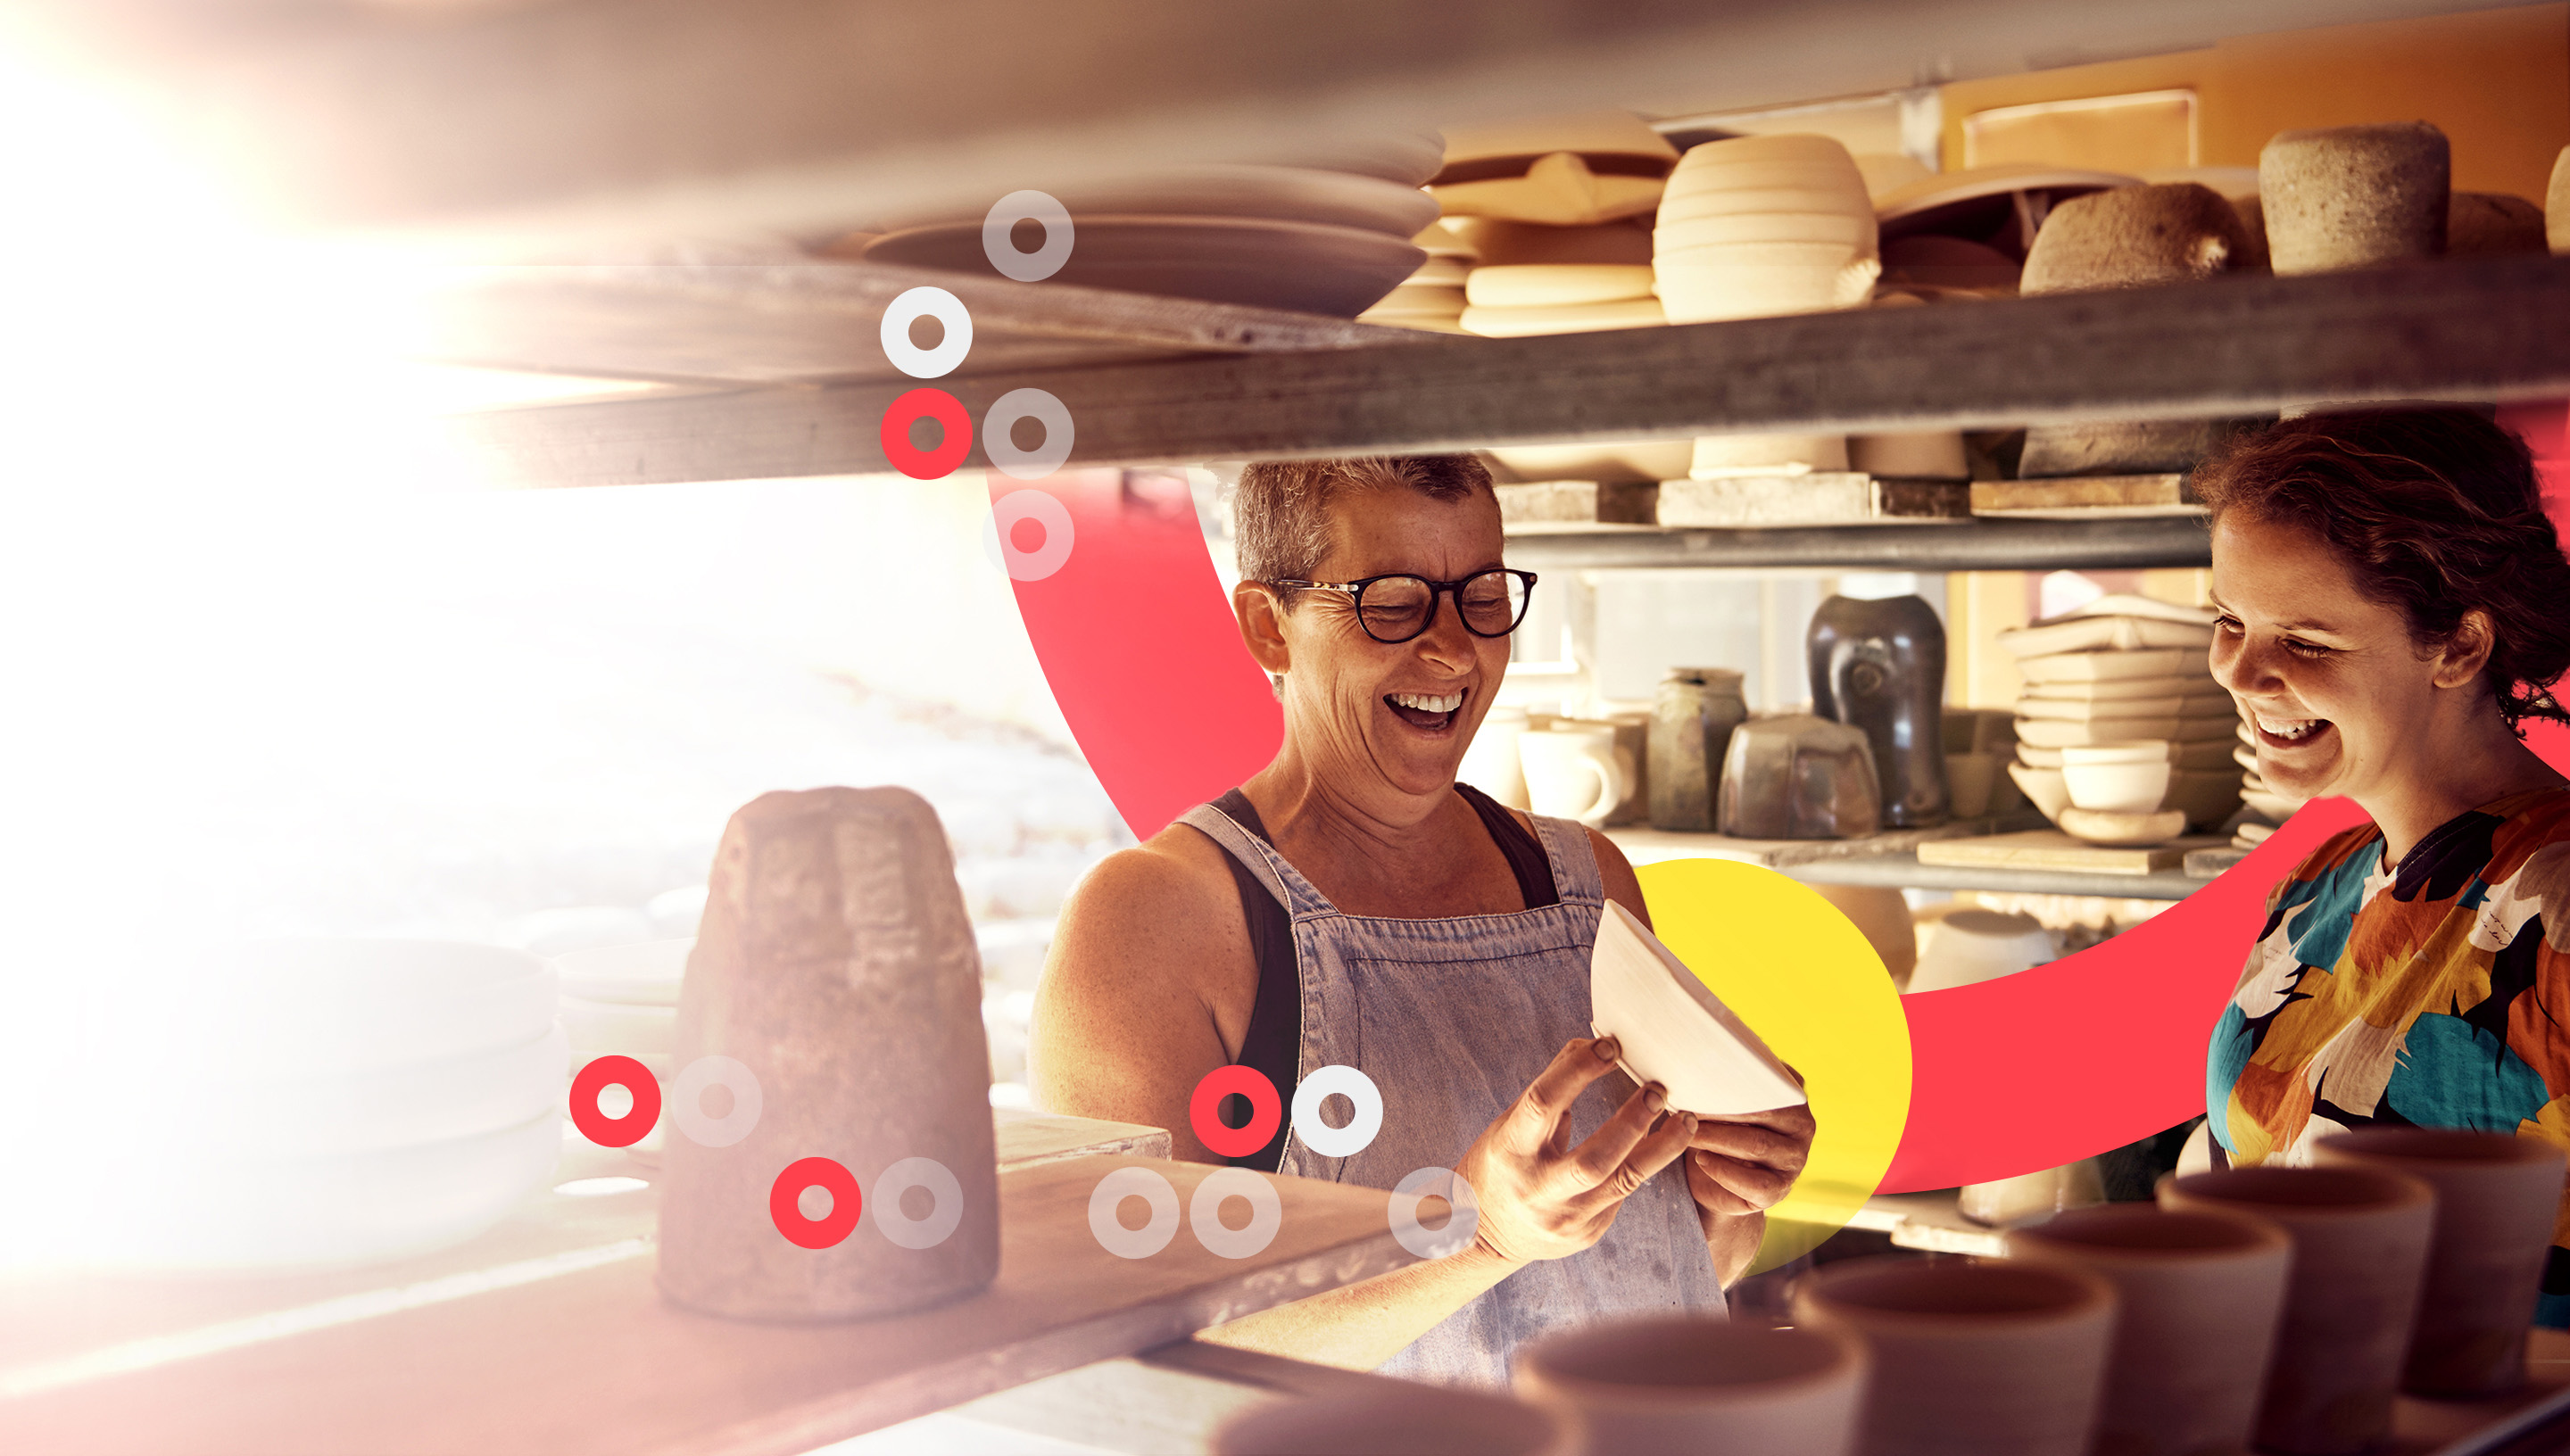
1516, 1317, 1869, 1456
2313, 1127, 2569, 1395
1518, 724, 1633, 826
1907, 909, 2054, 994
2005, 1204, 2293, 1456
1458, 705, 1533, 810
1792, 1255, 2118, 1456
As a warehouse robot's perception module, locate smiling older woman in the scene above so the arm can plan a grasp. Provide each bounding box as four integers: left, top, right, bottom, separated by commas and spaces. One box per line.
2200, 407, 2570, 1321
1032, 454, 1815, 1386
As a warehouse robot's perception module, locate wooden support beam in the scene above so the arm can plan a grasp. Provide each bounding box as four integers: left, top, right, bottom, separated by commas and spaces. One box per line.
441, 254, 2570, 489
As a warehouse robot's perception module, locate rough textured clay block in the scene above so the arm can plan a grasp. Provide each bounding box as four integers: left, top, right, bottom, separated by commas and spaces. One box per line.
2020, 182, 2255, 294
2259, 121, 2450, 276
658, 786, 999, 1321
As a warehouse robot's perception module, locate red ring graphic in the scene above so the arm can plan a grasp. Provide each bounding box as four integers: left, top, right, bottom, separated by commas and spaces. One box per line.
1190, 1064, 1282, 1158
881, 388, 974, 479
769, 1156, 865, 1249
568, 1055, 661, 1147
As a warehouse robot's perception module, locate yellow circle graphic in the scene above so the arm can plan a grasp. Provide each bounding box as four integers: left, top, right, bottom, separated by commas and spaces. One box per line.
1636, 858, 1912, 1273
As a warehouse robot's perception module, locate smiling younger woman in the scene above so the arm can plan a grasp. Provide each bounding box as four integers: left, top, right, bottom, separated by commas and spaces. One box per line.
2200, 408, 2570, 1316
1032, 454, 1813, 1385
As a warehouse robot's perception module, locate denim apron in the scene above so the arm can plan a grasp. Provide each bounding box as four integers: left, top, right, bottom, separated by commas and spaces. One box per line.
1176, 802, 1726, 1387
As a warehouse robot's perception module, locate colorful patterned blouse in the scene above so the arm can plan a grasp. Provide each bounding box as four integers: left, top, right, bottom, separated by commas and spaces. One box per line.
2207, 786, 2570, 1324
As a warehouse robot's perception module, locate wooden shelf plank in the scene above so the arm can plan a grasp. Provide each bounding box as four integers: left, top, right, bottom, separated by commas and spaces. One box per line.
1602, 817, 2025, 871
440, 256, 2570, 489
1504, 515, 2214, 571
0, 1154, 1421, 1456
1785, 851, 2213, 901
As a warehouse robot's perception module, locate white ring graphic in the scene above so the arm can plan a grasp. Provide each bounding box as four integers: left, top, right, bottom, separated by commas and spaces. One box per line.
879, 285, 974, 379
991, 488, 1075, 581
983, 191, 1074, 281
982, 388, 1074, 479
870, 1156, 966, 1249
669, 1055, 763, 1148
1189, 1167, 1283, 1260
1389, 1166, 1480, 1259
1088, 1166, 1181, 1259
1289, 1063, 1384, 1159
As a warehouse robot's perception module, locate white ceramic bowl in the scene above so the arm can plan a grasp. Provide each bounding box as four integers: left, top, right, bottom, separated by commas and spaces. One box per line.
1657, 261, 1879, 321
1654, 239, 1871, 269
214, 1022, 569, 1157
559, 995, 678, 1057
2060, 740, 2176, 765
130, 1110, 562, 1270
2065, 758, 2172, 815
1655, 186, 1875, 218
1910, 909, 2055, 994
172, 939, 556, 1080
1653, 206, 1876, 243
551, 937, 692, 1007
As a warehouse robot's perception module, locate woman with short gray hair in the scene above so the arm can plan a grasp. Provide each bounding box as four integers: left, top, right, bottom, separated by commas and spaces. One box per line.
1033, 452, 1815, 1385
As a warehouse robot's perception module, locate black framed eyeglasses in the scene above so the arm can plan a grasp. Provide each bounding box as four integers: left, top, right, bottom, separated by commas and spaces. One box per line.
1268, 569, 1538, 645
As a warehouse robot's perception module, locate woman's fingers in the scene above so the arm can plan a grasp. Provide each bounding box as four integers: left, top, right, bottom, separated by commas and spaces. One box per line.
1686, 1118, 1811, 1173
1561, 1076, 1670, 1191
1690, 1148, 1798, 1212
1505, 1037, 1622, 1157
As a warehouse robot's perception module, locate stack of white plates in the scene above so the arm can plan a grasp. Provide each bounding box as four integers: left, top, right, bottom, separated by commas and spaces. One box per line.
552, 938, 692, 1162
1360, 223, 1478, 334
129, 939, 566, 1270
1996, 597, 2244, 836
861, 142, 1442, 318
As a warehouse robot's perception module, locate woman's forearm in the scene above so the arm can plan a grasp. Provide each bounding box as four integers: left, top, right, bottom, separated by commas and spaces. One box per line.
1190, 1243, 1524, 1371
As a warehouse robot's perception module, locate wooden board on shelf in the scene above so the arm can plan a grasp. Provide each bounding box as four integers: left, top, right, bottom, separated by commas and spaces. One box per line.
1494, 479, 1657, 529
1655, 474, 1971, 528
0, 1154, 1421, 1456
1604, 818, 2010, 870
993, 1107, 1172, 1168
1917, 829, 2226, 875
1970, 473, 2201, 517
2184, 846, 2254, 879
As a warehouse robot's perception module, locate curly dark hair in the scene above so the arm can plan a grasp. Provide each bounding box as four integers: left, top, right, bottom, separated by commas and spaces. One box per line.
2193, 407, 2570, 731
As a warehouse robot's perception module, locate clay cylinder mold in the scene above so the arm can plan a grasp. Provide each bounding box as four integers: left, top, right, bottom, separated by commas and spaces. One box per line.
2259, 121, 2450, 275
2019, 182, 2255, 294
657, 787, 999, 1321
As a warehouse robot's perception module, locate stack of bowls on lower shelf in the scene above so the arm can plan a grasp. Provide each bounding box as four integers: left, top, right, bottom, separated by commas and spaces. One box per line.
137, 939, 567, 1269
553, 938, 691, 1164
1654, 134, 1879, 477
2000, 596, 2243, 845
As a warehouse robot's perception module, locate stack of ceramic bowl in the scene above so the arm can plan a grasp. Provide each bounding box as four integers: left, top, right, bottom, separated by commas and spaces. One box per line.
1655, 134, 1878, 478
128, 939, 566, 1269
856, 135, 1444, 317
553, 938, 691, 1164
1998, 596, 2243, 845
1358, 222, 1477, 333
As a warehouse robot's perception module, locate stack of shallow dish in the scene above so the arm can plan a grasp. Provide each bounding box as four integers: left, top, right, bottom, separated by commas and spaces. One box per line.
858, 137, 1443, 317
131, 939, 566, 1269
1998, 597, 2244, 842
1430, 112, 1678, 339
553, 938, 691, 1163
1655, 135, 1878, 478
1359, 222, 1479, 333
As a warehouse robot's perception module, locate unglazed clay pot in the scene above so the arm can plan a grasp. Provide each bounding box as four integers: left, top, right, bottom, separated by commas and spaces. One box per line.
2259, 121, 2450, 275
2005, 1204, 2292, 1456
1791, 1255, 2117, 1456
1808, 594, 1948, 828
2160, 1165, 2434, 1454
2019, 182, 2254, 294
1719, 715, 1881, 840
1517, 1317, 1869, 1456
2313, 1127, 2568, 1395
2447, 192, 2549, 256
656, 787, 999, 1321
1648, 666, 1749, 831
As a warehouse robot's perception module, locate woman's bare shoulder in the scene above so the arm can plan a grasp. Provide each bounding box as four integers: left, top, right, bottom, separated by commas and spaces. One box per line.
1049, 823, 1249, 988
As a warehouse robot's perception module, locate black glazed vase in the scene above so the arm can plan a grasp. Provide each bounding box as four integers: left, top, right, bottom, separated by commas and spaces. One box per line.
1807, 593, 1950, 828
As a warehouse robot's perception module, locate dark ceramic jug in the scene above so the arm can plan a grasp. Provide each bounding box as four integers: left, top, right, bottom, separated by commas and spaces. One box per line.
1808, 594, 1950, 828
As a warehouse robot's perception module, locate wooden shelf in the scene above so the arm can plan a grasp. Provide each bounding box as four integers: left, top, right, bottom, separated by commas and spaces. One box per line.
1603, 816, 2028, 871
1505, 514, 2213, 572
442, 256, 2570, 489
1786, 850, 2211, 900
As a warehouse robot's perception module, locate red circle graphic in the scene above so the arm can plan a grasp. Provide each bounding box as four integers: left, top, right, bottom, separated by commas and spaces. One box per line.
881, 388, 974, 479
568, 1055, 662, 1147
1190, 1063, 1283, 1159
769, 1156, 865, 1249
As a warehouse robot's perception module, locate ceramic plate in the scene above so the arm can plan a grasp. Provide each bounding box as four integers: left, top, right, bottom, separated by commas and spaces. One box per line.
2060, 807, 2189, 846
1461, 297, 1665, 336
2020, 674, 2218, 702
1874, 164, 2143, 223
1435, 112, 1677, 170
1997, 616, 2215, 658
2016, 648, 2193, 683
866, 215, 1426, 318
1248, 130, 1447, 187
1465, 263, 1657, 308
998, 165, 1440, 238
1589, 900, 1803, 1117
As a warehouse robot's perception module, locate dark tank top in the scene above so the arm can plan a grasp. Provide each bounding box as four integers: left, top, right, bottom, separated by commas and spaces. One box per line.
1204, 782, 1558, 1170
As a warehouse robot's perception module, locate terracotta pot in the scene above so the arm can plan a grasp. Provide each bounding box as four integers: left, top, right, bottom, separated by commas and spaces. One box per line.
1516, 1316, 1868, 1455
2159, 1165, 2434, 1454
2004, 1204, 2292, 1456
2313, 1128, 2567, 1395
1790, 1254, 2116, 1456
